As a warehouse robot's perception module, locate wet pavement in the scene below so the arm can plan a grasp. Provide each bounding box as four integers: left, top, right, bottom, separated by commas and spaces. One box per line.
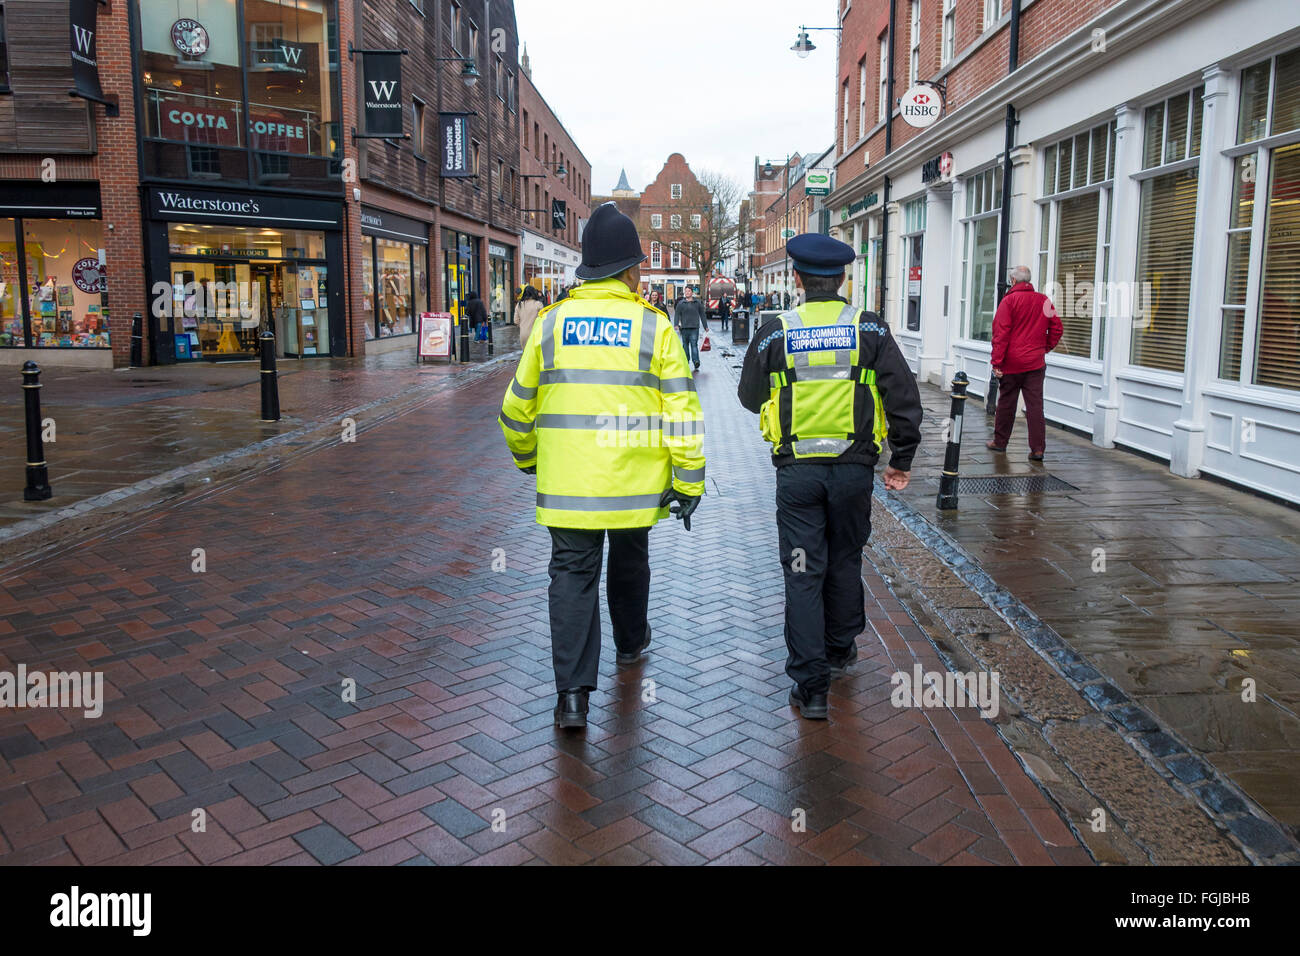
0, 352, 468, 529
889, 381, 1300, 840
0, 346, 1089, 865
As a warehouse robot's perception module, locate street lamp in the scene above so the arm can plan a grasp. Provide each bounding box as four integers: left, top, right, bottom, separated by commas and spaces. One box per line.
761, 154, 792, 306
434, 56, 481, 88
789, 24, 843, 59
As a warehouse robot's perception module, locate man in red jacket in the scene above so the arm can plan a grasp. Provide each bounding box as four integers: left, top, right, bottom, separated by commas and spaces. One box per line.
987, 265, 1063, 461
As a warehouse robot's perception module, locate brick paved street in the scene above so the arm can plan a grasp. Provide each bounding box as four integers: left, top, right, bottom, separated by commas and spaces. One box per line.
0, 345, 1089, 865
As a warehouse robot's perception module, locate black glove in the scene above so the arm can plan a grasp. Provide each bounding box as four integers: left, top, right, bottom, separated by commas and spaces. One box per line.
521, 465, 536, 475
659, 488, 701, 531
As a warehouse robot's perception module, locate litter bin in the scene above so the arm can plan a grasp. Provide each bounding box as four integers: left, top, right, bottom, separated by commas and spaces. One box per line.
732, 309, 750, 346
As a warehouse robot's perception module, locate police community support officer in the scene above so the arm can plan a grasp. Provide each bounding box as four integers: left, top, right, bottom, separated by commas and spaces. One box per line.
738, 233, 922, 721
500, 202, 706, 730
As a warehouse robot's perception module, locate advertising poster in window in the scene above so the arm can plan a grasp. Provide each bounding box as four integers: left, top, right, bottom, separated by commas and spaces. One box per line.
418, 312, 452, 358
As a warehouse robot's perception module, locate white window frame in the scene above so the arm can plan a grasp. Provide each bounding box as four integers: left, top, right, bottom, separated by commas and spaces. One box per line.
984, 0, 999, 31
691, 213, 702, 230
878, 35, 889, 122
651, 213, 662, 229
942, 0, 955, 66
671, 213, 682, 229
1036, 121, 1116, 363
909, 1, 920, 87
843, 79, 851, 149
650, 242, 662, 269
671, 183, 682, 199
670, 242, 682, 269
858, 58, 867, 137
959, 168, 1004, 341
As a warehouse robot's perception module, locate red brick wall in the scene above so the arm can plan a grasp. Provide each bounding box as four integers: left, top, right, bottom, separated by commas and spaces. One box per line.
339, 0, 366, 357
834, 0, 1122, 193
637, 153, 710, 280
519, 70, 592, 251
97, 4, 147, 368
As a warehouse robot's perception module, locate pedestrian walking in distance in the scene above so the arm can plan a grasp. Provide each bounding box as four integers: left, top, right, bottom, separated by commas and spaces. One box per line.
673, 286, 708, 371
514, 284, 545, 345
739, 234, 922, 720
717, 294, 731, 332
986, 265, 1063, 462
499, 201, 706, 730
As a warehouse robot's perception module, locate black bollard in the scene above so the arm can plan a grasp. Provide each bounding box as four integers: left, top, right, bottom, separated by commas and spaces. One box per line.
22, 362, 52, 501
936, 371, 969, 511
487, 319, 495, 357
259, 330, 281, 422
130, 311, 143, 368
458, 316, 470, 365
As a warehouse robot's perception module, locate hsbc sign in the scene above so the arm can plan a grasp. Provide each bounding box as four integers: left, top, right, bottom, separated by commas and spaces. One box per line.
900, 84, 943, 129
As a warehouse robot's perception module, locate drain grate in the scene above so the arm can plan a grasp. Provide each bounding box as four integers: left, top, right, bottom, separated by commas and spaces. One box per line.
924, 474, 1078, 494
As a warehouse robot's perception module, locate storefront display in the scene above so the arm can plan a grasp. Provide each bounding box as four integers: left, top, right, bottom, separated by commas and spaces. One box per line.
488, 242, 515, 323
359, 207, 429, 340
145, 185, 344, 360
0, 212, 109, 350
442, 229, 478, 323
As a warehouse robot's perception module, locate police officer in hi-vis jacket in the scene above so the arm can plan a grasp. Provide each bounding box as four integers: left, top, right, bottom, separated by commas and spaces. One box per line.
500, 202, 706, 730
738, 233, 922, 720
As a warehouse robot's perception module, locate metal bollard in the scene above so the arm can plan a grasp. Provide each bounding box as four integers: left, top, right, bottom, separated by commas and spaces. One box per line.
22, 362, 52, 501
458, 317, 471, 364
130, 311, 143, 368
936, 371, 969, 511
259, 330, 281, 422
487, 319, 495, 357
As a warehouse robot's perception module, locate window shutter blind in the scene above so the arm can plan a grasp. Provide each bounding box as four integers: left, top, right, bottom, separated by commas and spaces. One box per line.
1255, 143, 1300, 391
1132, 169, 1198, 372
1054, 194, 1099, 357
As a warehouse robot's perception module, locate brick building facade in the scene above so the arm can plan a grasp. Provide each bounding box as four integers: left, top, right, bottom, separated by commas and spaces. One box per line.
825, 0, 1300, 503
518, 50, 591, 303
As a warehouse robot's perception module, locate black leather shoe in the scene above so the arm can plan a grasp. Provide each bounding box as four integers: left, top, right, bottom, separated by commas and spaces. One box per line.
829, 644, 858, 676
554, 690, 589, 729
616, 626, 651, 666
789, 685, 829, 720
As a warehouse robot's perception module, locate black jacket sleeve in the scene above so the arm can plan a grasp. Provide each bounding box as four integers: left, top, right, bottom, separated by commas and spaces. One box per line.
859, 314, 923, 471
738, 317, 783, 413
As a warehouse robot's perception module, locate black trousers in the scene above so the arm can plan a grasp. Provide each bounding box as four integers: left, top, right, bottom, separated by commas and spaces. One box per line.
547, 527, 651, 692
775, 462, 874, 695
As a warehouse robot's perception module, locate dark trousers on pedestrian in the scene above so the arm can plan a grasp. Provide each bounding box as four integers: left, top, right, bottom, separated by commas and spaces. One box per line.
547, 527, 651, 692
775, 462, 874, 696
680, 327, 700, 365
719, 313, 729, 330
992, 365, 1047, 453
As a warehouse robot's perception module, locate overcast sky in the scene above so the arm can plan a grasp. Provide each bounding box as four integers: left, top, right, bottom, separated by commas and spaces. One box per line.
514, 0, 838, 203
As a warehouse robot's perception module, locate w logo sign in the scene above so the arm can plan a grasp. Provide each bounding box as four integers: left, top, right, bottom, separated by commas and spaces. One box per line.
72, 25, 95, 55
280, 45, 303, 65
368, 80, 397, 101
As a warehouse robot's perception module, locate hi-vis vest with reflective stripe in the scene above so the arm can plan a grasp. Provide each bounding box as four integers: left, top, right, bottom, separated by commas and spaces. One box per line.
760, 301, 887, 459
498, 279, 706, 530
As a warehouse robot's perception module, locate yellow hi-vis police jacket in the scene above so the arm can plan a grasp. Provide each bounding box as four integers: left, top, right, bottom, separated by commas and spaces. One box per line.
499, 278, 706, 529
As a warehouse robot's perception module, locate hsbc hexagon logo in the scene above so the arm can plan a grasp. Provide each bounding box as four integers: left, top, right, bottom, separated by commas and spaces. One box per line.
900, 84, 943, 129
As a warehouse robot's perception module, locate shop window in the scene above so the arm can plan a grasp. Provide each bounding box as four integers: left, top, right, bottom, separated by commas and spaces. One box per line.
376, 237, 413, 337
0, 219, 108, 349
1036, 120, 1115, 361
959, 171, 1000, 341
1131, 87, 1203, 373
1223, 47, 1300, 391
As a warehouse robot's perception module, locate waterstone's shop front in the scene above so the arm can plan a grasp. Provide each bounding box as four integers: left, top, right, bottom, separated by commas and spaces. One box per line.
143, 186, 344, 361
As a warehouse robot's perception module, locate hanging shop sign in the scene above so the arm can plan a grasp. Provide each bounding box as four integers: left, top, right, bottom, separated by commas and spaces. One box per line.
921, 152, 955, 184
900, 84, 944, 129
805, 168, 832, 196
440, 113, 472, 178
69, 0, 107, 104
362, 53, 404, 137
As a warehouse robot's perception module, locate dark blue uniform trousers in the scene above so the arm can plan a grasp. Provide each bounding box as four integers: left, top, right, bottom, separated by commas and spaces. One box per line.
775, 462, 874, 695
548, 527, 651, 692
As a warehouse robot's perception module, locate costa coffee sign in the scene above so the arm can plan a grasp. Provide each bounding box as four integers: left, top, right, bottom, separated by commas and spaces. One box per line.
900, 84, 943, 129
158, 103, 310, 154
72, 258, 105, 294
